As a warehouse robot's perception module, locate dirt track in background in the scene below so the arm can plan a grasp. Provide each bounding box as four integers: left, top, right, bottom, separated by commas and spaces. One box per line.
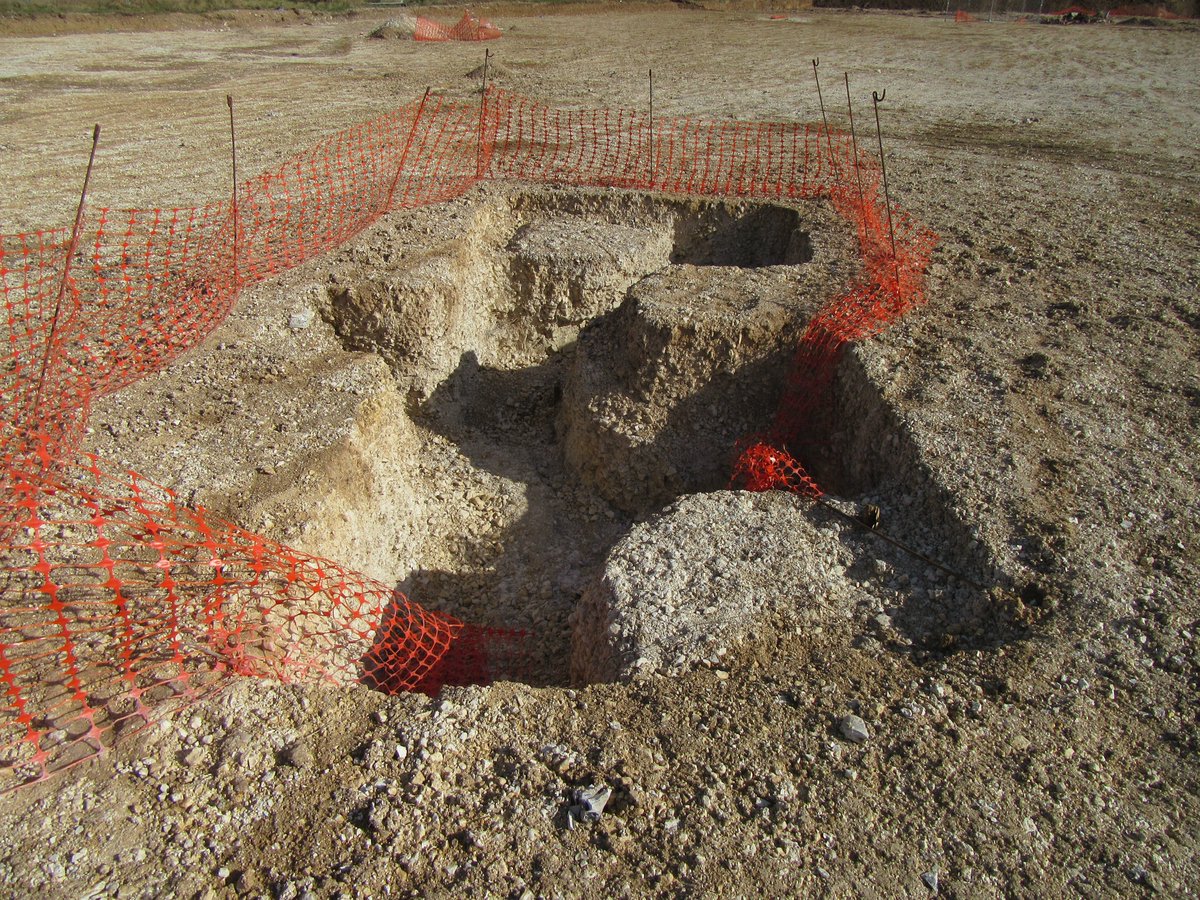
1, 6, 1198, 898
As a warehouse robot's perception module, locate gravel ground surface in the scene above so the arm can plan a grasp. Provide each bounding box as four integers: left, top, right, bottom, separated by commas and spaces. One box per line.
1, 4, 1198, 898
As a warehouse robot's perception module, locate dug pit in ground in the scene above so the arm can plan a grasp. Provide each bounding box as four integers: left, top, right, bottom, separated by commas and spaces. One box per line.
86, 183, 1005, 688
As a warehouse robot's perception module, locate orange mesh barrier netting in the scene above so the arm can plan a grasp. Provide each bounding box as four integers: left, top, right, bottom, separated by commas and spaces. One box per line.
1, 87, 934, 791
0, 434, 473, 785
414, 11, 501, 42
2, 94, 483, 449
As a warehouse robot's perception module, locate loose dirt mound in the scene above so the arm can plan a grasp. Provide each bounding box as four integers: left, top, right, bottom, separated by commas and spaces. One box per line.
368, 16, 417, 40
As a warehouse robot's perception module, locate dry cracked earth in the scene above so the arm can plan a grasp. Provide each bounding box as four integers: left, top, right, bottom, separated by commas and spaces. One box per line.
0, 4, 1197, 898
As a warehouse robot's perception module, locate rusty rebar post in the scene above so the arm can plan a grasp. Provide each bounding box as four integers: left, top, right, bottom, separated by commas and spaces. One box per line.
477, 48, 492, 179
387, 87, 431, 210
32, 124, 100, 425
648, 69, 655, 188
844, 72, 866, 215
812, 58, 839, 182
227, 95, 239, 287
871, 90, 899, 265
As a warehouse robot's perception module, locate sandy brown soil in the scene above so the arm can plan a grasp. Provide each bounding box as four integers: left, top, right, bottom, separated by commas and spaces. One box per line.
1, 5, 1198, 898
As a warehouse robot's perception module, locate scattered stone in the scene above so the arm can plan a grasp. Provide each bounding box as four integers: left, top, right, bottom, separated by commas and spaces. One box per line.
234, 868, 262, 895
568, 783, 612, 826
922, 869, 939, 893
282, 741, 313, 769
288, 309, 315, 331
839, 715, 870, 744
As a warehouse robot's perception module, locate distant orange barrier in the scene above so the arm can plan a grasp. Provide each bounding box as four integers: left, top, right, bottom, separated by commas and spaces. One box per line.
414, 10, 501, 42
0, 87, 934, 791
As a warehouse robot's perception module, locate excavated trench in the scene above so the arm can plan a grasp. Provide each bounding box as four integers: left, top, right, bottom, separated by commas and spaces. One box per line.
310, 187, 994, 686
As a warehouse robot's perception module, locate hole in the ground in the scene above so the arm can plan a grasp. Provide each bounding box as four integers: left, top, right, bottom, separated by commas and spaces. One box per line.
314, 186, 852, 686
669, 202, 813, 268
312, 185, 1005, 687
795, 343, 1018, 651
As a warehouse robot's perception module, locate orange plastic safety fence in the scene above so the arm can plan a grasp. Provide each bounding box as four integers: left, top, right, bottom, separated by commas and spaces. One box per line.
0, 432, 473, 788
1, 96, 483, 451
1, 87, 934, 791
414, 11, 501, 42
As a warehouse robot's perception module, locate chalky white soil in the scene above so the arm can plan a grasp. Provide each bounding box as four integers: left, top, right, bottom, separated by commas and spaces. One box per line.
1, 5, 1197, 898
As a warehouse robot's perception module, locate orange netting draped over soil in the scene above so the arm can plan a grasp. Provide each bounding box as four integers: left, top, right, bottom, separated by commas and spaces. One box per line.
414, 11, 502, 42
0, 87, 934, 791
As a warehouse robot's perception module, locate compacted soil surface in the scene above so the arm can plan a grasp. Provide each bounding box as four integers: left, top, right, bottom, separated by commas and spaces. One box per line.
0, 5, 1197, 898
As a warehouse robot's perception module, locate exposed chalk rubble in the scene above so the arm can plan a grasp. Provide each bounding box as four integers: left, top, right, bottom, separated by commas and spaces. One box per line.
570, 490, 857, 683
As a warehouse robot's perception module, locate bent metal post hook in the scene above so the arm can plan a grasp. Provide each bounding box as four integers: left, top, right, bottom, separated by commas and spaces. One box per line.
871, 89, 899, 274
811, 58, 838, 182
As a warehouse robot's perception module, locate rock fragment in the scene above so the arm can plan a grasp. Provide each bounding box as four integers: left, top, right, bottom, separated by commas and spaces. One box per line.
281, 740, 313, 769
839, 714, 870, 744
288, 309, 314, 330
567, 783, 612, 827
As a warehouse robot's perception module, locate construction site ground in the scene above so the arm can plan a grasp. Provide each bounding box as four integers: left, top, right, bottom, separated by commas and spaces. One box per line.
0, 4, 1197, 898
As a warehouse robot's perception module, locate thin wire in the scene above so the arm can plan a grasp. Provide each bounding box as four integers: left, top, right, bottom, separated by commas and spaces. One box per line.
477, 48, 492, 178
387, 88, 431, 209
648, 69, 655, 187
813, 494, 991, 594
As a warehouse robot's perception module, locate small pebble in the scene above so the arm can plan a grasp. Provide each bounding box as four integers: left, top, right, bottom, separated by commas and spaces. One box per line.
288, 309, 314, 330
